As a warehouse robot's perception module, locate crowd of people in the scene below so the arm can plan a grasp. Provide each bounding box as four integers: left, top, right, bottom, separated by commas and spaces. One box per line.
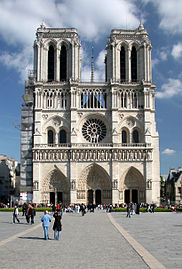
5, 200, 178, 240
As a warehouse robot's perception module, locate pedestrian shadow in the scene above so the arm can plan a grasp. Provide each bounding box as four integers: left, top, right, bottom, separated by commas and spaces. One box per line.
18, 236, 45, 240
2, 222, 27, 225
173, 225, 182, 227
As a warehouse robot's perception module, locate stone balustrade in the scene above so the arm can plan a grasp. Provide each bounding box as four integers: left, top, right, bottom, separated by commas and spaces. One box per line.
33, 148, 152, 162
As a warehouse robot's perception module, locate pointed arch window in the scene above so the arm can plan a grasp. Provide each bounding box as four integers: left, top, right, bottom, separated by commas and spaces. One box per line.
132, 129, 139, 143
48, 45, 54, 82
48, 130, 54, 145
122, 130, 127, 144
60, 45, 67, 81
131, 46, 137, 82
120, 46, 126, 82
59, 129, 67, 144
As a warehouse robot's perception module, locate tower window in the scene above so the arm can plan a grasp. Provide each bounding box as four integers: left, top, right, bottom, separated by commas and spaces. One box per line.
120, 46, 126, 82
60, 45, 67, 81
48, 130, 54, 145
132, 130, 139, 143
122, 130, 127, 144
59, 130, 67, 144
131, 46, 137, 82
48, 45, 54, 82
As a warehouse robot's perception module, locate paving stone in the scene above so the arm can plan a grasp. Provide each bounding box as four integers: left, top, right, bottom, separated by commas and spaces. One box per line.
111, 211, 182, 269
0, 211, 148, 269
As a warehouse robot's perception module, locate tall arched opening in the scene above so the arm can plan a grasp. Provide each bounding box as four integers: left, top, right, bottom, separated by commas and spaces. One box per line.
41, 168, 70, 205
120, 167, 145, 204
77, 164, 112, 205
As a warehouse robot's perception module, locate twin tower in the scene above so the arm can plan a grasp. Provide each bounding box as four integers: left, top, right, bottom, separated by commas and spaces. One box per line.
20, 23, 160, 206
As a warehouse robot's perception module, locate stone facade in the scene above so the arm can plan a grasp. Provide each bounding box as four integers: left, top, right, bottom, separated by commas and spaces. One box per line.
0, 154, 20, 204
20, 23, 160, 205
166, 168, 182, 205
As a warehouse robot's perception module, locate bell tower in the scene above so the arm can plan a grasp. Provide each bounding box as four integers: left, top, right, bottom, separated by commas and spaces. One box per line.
106, 23, 152, 83
33, 22, 81, 82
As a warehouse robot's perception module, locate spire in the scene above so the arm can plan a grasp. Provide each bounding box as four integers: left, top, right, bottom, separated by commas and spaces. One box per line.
138, 20, 144, 31
91, 46, 94, 83
40, 21, 46, 29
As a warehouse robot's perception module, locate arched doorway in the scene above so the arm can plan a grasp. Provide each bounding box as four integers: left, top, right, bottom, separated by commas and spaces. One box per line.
88, 189, 93, 204
120, 167, 145, 204
41, 168, 70, 205
95, 189, 101, 205
77, 163, 112, 205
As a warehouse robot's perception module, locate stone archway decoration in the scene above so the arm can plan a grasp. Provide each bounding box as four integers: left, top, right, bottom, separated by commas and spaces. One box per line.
77, 163, 111, 190
119, 166, 145, 203
41, 168, 69, 193
77, 163, 112, 204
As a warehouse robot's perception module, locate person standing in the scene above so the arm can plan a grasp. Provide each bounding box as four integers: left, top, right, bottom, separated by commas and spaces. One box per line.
22, 203, 27, 216
13, 205, 20, 223
126, 203, 131, 218
53, 211, 62, 240
29, 204, 36, 224
41, 211, 51, 240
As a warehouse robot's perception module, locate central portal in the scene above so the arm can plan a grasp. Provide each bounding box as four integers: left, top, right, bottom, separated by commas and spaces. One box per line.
95, 189, 101, 205
78, 163, 112, 205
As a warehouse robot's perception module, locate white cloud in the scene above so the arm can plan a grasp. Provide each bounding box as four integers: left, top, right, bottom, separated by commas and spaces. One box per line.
151, 58, 159, 69
95, 50, 106, 82
171, 43, 182, 59
0, 46, 33, 82
143, 0, 182, 34
0, 0, 140, 45
56, 0, 139, 41
156, 78, 182, 99
159, 49, 168, 61
162, 148, 176, 155
0, 0, 140, 82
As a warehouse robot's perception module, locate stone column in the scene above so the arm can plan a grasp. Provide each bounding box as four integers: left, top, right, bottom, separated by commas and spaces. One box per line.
127, 47, 131, 82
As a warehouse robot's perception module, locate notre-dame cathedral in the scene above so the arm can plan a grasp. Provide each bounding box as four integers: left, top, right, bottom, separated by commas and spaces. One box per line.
20, 22, 160, 206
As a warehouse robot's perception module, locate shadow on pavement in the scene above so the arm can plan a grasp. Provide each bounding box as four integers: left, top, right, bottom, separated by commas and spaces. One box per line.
18, 236, 45, 240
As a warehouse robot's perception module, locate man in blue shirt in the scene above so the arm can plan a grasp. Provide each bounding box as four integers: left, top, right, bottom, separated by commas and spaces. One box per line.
41, 211, 51, 240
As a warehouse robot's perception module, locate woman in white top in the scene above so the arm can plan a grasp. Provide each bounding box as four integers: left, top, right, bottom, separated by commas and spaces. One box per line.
13, 205, 20, 223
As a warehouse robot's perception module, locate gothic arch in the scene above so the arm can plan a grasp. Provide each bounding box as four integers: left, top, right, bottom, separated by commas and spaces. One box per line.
41, 168, 70, 203
122, 167, 145, 188
43, 115, 69, 132
44, 39, 57, 50
47, 128, 55, 144
119, 115, 143, 131
57, 39, 71, 50
116, 41, 129, 50
77, 163, 111, 190
121, 127, 129, 144
119, 166, 146, 203
77, 163, 112, 204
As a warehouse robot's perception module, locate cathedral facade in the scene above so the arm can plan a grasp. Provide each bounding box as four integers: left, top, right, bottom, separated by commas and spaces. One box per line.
20, 23, 160, 206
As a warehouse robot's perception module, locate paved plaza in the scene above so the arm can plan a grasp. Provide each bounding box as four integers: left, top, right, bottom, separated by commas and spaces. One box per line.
0, 210, 181, 269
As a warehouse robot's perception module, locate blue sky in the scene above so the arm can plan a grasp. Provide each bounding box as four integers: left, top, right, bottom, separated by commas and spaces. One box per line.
0, 0, 182, 176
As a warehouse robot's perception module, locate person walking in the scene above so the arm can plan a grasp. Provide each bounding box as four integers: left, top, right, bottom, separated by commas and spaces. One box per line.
53, 210, 62, 240
13, 205, 20, 223
22, 203, 27, 216
126, 203, 131, 218
41, 211, 51, 240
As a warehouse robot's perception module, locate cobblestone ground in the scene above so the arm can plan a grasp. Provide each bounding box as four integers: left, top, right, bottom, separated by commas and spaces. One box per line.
0, 211, 148, 269
111, 211, 182, 269
0, 211, 181, 269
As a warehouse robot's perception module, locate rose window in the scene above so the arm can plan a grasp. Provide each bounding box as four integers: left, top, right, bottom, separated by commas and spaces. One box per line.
82, 119, 107, 143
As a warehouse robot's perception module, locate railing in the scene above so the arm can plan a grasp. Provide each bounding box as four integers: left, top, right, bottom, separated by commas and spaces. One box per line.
34, 143, 151, 148
33, 148, 153, 162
